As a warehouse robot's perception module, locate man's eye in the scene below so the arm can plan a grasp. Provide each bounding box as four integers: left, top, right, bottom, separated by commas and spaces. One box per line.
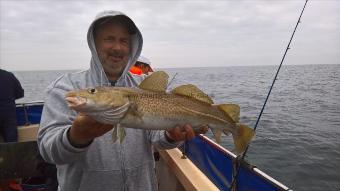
104, 37, 115, 41
88, 88, 97, 94
121, 39, 129, 45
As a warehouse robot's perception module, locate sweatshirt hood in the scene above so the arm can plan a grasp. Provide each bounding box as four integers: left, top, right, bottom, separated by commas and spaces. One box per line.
87, 10, 143, 87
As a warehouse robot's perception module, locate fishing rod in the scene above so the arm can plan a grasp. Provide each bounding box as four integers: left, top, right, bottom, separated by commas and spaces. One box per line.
228, 1, 309, 190
167, 72, 178, 88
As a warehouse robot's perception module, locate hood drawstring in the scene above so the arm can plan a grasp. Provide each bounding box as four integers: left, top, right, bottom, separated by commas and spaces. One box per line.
100, 68, 103, 86
99, 66, 112, 87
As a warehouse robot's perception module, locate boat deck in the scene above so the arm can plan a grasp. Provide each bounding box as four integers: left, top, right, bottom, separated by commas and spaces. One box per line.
17, 124, 39, 142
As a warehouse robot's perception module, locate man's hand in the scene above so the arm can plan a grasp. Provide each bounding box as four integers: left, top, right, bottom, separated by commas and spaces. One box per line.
165, 124, 209, 142
68, 114, 114, 147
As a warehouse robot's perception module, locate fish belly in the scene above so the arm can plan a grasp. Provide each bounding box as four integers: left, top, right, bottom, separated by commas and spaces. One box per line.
119, 111, 226, 132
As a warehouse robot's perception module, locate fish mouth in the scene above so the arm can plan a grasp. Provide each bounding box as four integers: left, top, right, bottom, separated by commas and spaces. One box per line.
65, 96, 87, 109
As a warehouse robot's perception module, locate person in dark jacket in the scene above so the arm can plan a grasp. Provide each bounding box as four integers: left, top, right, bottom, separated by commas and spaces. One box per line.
0, 69, 24, 142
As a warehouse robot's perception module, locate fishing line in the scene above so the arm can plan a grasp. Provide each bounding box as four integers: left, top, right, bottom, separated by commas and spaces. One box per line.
228, 1, 309, 190
167, 72, 178, 89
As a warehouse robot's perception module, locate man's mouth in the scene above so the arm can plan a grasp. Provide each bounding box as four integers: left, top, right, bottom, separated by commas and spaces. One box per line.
109, 55, 124, 62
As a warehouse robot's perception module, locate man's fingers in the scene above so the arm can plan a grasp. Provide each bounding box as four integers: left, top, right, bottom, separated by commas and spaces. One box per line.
168, 126, 180, 141
167, 124, 208, 142
101, 124, 115, 131
176, 126, 186, 140
168, 125, 187, 141
183, 124, 195, 140
73, 114, 114, 138
78, 112, 87, 117
194, 125, 209, 135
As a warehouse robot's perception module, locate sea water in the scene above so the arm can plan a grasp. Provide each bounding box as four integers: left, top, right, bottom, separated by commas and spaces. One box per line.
14, 64, 340, 191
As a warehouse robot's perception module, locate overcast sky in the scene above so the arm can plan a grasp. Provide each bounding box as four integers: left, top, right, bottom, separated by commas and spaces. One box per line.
1, 0, 339, 71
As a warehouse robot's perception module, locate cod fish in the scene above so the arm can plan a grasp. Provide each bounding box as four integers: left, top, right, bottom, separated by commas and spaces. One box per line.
65, 71, 255, 154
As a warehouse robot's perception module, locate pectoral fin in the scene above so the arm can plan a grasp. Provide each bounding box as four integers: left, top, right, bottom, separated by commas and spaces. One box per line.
112, 125, 118, 143
112, 124, 126, 143
118, 125, 126, 143
128, 103, 143, 120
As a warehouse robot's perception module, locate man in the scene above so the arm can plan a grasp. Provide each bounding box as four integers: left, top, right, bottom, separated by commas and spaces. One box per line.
0, 69, 24, 142
130, 55, 153, 75
136, 56, 154, 74
38, 11, 206, 191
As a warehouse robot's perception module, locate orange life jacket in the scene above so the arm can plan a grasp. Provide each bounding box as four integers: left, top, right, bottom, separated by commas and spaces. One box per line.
129, 66, 143, 75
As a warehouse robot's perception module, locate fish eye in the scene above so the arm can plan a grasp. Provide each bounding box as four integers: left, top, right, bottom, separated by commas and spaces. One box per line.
88, 88, 97, 94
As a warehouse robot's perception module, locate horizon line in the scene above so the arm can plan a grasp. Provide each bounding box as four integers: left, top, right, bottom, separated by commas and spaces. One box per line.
6, 63, 339, 72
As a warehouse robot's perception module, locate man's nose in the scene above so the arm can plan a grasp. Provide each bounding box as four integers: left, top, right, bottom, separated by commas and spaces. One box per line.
112, 42, 122, 51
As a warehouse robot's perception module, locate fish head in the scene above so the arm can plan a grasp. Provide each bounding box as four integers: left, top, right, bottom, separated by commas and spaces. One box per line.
65, 87, 128, 112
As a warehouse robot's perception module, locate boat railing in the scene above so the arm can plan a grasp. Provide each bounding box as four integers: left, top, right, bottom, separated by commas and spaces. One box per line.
16, 101, 44, 126
16, 101, 44, 107
186, 135, 291, 191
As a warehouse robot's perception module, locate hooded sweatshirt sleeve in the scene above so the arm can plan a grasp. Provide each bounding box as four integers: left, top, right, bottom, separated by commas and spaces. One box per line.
38, 76, 89, 165
148, 130, 183, 150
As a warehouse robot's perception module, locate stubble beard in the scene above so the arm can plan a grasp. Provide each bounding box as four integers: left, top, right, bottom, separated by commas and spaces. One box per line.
98, 52, 128, 81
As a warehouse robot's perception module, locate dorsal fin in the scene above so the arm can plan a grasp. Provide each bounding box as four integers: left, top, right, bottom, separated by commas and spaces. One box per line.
218, 104, 240, 123
139, 71, 169, 92
171, 84, 213, 104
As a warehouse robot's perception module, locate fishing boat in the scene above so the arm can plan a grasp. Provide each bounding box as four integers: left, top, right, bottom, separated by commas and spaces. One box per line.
0, 101, 291, 191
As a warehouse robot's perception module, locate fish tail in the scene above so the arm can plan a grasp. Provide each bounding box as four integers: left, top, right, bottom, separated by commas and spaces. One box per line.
232, 124, 255, 155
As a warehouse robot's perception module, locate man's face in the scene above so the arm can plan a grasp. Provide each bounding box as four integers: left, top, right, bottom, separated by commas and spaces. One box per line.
140, 64, 149, 74
95, 23, 130, 81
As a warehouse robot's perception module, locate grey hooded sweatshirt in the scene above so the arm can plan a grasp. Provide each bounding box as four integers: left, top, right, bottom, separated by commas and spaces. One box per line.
38, 11, 180, 191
